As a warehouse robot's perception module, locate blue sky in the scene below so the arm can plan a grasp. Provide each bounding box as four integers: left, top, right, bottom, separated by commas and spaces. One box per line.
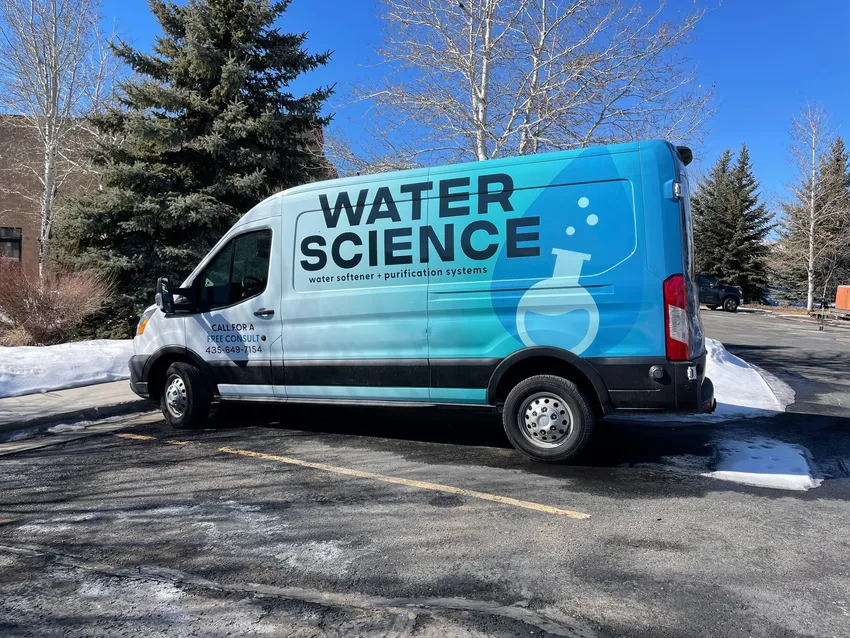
102, 0, 850, 201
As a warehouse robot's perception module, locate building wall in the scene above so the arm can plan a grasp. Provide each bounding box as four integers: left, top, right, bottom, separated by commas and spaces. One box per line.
0, 117, 43, 279
0, 116, 97, 279
0, 115, 334, 280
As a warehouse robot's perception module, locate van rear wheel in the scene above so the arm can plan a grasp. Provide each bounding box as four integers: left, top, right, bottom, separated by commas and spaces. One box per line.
502, 375, 594, 463
161, 362, 212, 429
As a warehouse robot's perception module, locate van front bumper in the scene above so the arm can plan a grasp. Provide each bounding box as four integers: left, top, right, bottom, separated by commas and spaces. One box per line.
588, 352, 715, 414
129, 354, 150, 399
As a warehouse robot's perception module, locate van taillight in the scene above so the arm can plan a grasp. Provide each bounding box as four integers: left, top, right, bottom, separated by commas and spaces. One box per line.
663, 274, 689, 361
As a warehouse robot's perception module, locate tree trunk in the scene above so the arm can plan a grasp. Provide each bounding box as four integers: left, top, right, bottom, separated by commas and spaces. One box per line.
806, 223, 815, 312
38, 140, 58, 279
519, 0, 546, 156
473, 0, 493, 161
806, 131, 816, 312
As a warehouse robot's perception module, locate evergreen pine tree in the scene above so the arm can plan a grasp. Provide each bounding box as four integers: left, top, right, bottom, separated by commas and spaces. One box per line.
56, 0, 333, 337
724, 144, 774, 302
692, 146, 773, 302
692, 149, 734, 277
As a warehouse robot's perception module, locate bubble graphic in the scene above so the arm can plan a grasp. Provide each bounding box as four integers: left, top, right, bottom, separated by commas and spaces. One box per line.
586, 214, 599, 226
578, 197, 590, 208
566, 226, 575, 236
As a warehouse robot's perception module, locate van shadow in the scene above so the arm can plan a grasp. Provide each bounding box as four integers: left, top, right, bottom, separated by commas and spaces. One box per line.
206, 399, 850, 493
207, 401, 720, 470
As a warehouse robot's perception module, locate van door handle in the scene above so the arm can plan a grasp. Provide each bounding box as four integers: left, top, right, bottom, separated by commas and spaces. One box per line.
253, 309, 275, 317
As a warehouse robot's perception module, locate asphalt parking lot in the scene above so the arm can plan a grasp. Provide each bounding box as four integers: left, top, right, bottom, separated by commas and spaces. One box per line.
1, 312, 849, 637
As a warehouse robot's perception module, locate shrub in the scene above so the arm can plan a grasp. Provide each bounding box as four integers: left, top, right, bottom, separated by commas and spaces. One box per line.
0, 260, 114, 346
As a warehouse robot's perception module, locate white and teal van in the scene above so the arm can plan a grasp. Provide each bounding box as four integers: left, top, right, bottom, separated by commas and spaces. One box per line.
130, 140, 715, 462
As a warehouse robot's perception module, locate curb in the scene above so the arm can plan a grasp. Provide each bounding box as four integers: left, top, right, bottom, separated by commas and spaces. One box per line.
772, 314, 850, 330
746, 309, 850, 330
0, 400, 154, 442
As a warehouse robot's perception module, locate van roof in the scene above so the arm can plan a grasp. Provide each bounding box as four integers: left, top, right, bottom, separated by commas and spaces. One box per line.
280, 139, 674, 198
239, 139, 676, 224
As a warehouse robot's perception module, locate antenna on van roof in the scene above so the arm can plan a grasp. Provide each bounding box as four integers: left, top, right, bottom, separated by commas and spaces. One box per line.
676, 146, 693, 166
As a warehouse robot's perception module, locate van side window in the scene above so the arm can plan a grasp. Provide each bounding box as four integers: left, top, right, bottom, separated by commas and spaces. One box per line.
197, 229, 272, 310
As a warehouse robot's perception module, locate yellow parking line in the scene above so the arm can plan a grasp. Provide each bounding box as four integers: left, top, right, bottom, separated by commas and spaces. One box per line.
164, 440, 193, 446
115, 433, 158, 441
218, 446, 591, 519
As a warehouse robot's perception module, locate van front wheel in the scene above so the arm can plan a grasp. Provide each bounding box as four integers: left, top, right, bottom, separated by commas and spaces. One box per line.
502, 375, 594, 463
161, 362, 212, 429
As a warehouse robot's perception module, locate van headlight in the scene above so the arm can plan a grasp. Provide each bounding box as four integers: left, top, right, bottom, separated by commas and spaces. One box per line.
136, 308, 156, 335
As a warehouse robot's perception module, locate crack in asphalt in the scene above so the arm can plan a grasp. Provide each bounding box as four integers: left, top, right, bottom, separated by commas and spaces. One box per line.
0, 542, 598, 638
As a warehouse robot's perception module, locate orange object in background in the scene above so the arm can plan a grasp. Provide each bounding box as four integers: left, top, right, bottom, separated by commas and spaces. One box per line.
836, 286, 850, 311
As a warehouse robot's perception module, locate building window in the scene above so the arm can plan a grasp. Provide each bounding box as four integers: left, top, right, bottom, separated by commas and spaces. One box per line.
0, 227, 22, 262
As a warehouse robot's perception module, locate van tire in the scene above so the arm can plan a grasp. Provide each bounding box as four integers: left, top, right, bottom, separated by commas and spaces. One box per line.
706, 304, 718, 310
160, 362, 212, 429
502, 375, 594, 463
722, 296, 739, 313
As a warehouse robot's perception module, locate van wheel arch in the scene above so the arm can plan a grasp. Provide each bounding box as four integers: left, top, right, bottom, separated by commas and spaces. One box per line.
487, 347, 613, 418
145, 347, 216, 400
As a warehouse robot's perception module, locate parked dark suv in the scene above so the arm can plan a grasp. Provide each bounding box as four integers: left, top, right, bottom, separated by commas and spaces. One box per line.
696, 274, 743, 312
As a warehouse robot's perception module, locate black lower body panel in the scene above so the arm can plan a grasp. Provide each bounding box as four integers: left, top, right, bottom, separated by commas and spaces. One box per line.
129, 354, 150, 398
587, 353, 714, 413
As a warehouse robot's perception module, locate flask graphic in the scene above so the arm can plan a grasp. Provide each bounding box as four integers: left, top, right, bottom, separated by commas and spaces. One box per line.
515, 248, 600, 355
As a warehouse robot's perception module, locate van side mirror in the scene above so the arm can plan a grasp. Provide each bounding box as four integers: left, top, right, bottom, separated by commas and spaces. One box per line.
156, 277, 175, 314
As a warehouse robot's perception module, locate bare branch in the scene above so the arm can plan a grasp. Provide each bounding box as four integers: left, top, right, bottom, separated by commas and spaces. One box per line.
340, 0, 714, 171
0, 0, 120, 276
776, 104, 850, 310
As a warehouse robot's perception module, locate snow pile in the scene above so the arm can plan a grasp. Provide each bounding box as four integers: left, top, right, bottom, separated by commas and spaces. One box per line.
0, 340, 133, 398
620, 338, 793, 424
704, 437, 822, 491
704, 337, 792, 418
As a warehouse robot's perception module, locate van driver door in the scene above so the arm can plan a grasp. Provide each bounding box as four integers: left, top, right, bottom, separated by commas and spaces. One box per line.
184, 218, 283, 398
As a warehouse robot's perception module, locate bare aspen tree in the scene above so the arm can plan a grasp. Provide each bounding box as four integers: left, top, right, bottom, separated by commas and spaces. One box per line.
331, 0, 713, 171
0, 0, 115, 277
779, 105, 846, 311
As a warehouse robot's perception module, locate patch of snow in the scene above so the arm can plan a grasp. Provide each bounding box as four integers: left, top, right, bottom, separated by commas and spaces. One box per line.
0, 340, 133, 398
619, 338, 794, 424
704, 437, 822, 491
1, 414, 138, 444
274, 540, 353, 576
16, 522, 73, 534
16, 513, 96, 535
47, 423, 86, 434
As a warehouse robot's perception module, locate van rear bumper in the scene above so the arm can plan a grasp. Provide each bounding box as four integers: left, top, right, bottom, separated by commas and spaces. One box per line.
588, 353, 715, 414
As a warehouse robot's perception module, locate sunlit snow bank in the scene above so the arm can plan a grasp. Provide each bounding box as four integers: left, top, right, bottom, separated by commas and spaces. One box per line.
0, 340, 133, 398
704, 437, 822, 491
705, 338, 794, 416
620, 338, 794, 424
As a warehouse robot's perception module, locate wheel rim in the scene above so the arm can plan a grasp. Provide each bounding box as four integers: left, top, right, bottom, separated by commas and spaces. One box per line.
517, 392, 573, 449
725, 298, 737, 311
165, 374, 187, 418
